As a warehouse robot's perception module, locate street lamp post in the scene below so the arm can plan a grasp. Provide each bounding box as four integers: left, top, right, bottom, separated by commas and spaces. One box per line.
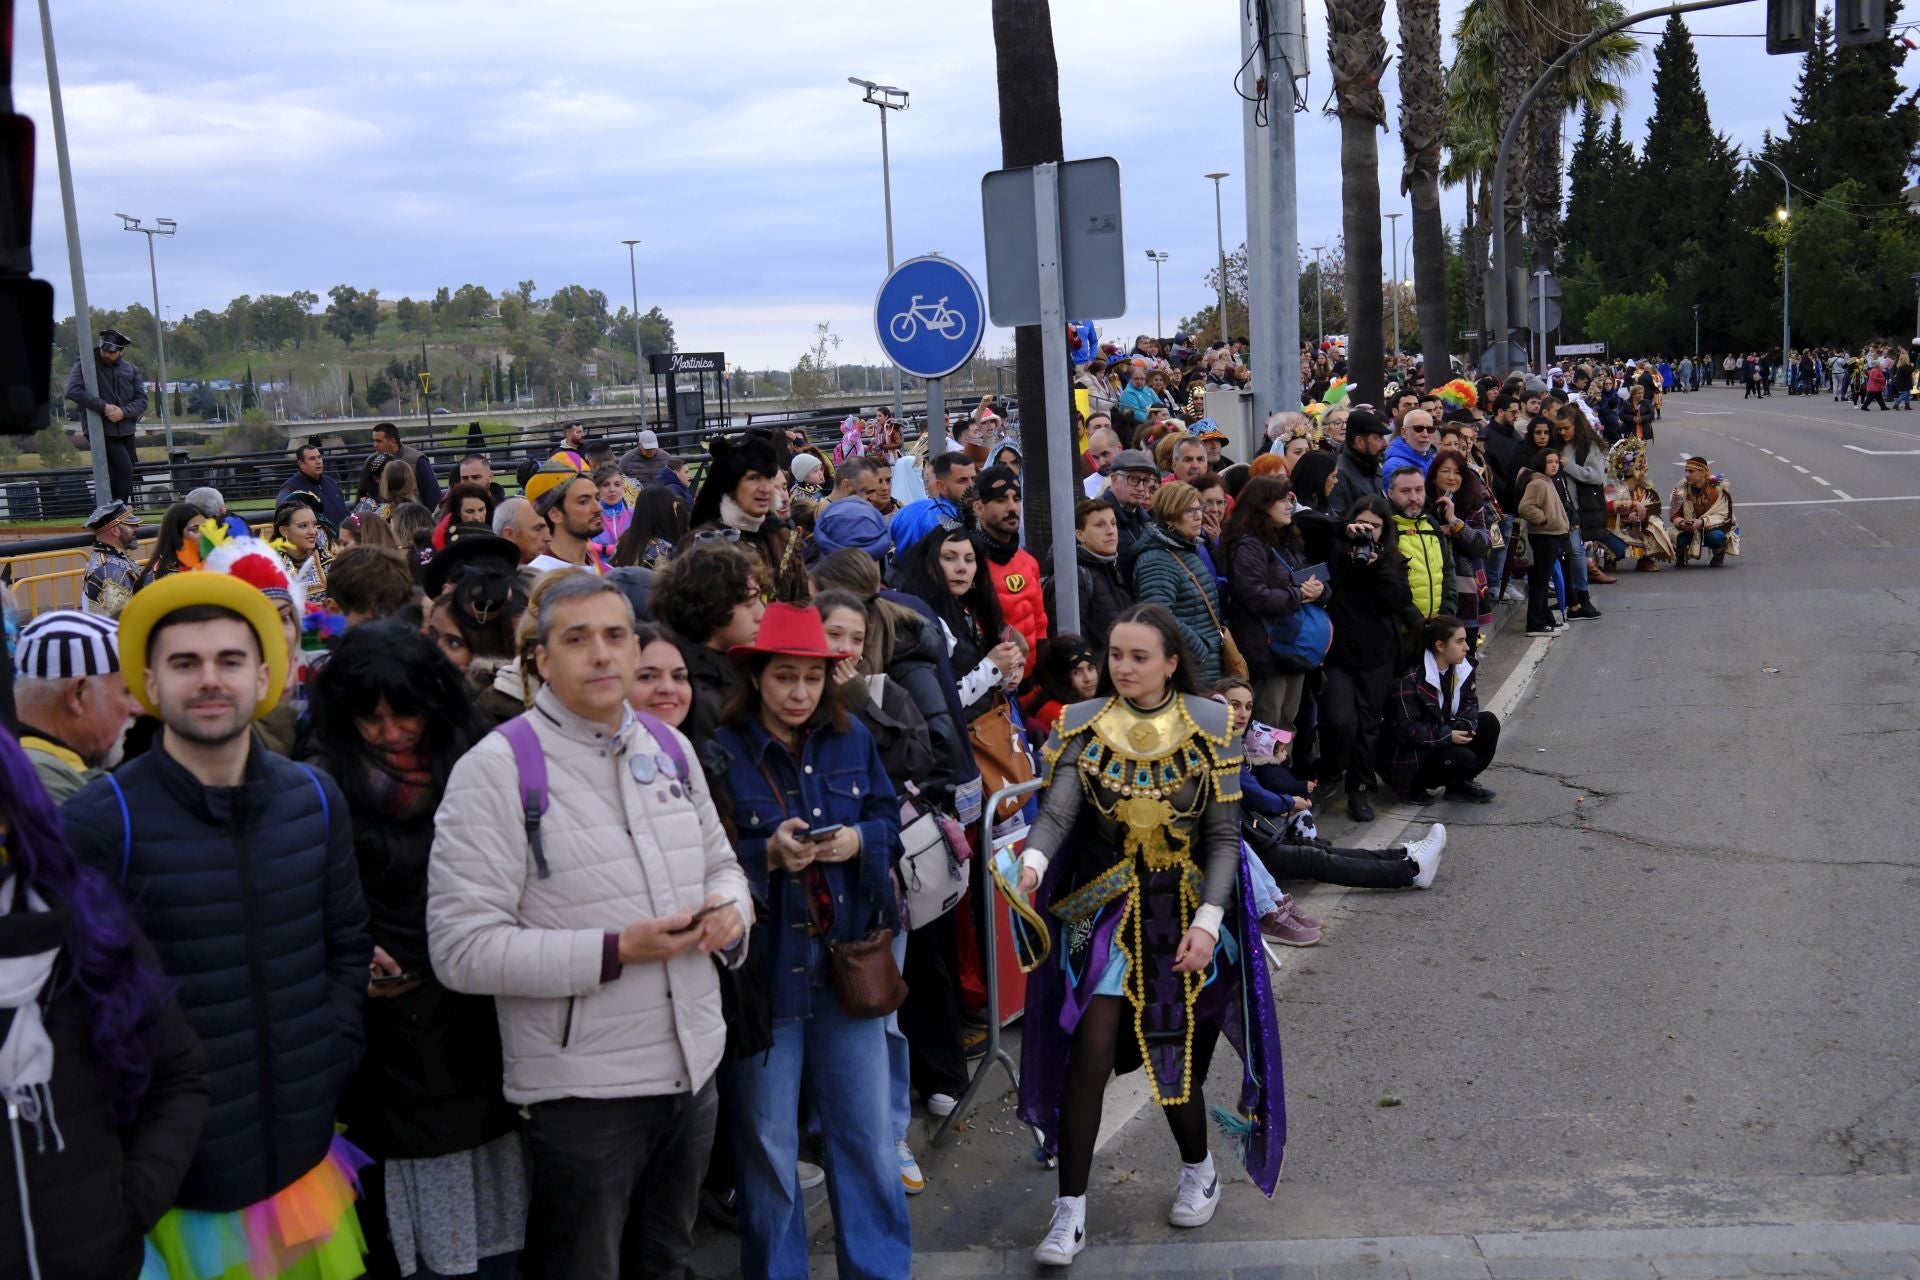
116, 214, 178, 458
851, 77, 909, 420
1205, 173, 1230, 345
1145, 250, 1169, 341
1384, 212, 1403, 363
1910, 273, 1920, 347
1752, 158, 1792, 370
621, 239, 647, 430
1310, 243, 1326, 351
1692, 304, 1702, 360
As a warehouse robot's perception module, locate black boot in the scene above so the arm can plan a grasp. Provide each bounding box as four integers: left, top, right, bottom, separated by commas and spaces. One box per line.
1347, 788, 1376, 823
1567, 592, 1603, 620
1710, 549, 1726, 567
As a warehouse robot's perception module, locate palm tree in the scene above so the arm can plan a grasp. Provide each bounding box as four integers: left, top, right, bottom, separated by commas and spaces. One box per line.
1398, 0, 1451, 374
1445, 0, 1499, 359
1327, 0, 1390, 401
989, 0, 1065, 555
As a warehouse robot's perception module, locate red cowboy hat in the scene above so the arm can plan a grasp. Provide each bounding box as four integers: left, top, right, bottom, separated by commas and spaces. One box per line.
728, 602, 855, 665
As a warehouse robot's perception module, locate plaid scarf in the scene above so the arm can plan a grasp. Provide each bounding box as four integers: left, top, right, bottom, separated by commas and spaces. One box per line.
359, 747, 436, 823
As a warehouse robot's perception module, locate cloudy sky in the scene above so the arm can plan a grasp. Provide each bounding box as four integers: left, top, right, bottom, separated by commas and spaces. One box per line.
13, 0, 1894, 370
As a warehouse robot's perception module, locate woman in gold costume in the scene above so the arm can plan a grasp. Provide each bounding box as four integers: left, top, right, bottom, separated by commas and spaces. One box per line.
1014, 603, 1284, 1267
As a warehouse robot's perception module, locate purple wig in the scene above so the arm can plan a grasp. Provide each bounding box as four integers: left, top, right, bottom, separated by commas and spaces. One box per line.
0, 725, 170, 1122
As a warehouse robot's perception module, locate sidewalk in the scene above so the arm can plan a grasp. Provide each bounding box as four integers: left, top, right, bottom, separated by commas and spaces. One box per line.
811, 1222, 1920, 1279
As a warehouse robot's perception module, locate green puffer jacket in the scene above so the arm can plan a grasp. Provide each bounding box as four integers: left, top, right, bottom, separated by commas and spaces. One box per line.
1129, 521, 1225, 683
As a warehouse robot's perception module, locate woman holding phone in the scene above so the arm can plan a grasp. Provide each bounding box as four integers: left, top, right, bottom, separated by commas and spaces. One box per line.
710, 603, 910, 1280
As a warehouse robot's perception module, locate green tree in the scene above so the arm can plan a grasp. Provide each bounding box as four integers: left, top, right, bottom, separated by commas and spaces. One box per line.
1397, 0, 1452, 369
242, 364, 257, 411
34, 425, 79, 467
432, 286, 451, 331
366, 372, 395, 410
499, 295, 526, 333
1329, 0, 1391, 399
1586, 274, 1678, 353
325, 285, 381, 348
395, 297, 428, 335
1620, 17, 1740, 273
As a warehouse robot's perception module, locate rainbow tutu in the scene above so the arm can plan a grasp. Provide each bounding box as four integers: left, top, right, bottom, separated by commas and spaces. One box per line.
141, 1135, 371, 1280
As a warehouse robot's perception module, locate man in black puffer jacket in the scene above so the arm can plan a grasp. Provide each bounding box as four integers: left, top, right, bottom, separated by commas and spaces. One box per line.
63, 574, 371, 1229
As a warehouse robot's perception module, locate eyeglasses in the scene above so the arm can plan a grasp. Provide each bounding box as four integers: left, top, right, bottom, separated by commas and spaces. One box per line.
99, 343, 124, 354
692, 527, 742, 543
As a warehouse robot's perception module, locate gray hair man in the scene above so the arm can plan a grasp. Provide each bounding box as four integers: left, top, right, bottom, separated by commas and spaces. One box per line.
492, 496, 553, 567
428, 572, 750, 1280
13, 610, 143, 801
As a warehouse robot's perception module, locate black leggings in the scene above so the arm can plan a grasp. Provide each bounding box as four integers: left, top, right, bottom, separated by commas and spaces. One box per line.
1252, 835, 1417, 889
1057, 995, 1218, 1196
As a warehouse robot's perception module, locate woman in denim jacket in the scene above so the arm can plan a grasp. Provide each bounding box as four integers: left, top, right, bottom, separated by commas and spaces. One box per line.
711, 603, 909, 1280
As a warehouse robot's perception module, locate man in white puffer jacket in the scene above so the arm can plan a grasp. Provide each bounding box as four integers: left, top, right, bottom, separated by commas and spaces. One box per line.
428, 571, 750, 1280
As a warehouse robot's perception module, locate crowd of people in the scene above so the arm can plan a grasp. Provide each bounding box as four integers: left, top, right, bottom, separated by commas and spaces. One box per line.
6, 315, 1774, 1279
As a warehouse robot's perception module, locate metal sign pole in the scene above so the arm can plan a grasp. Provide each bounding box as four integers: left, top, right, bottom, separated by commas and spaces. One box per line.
1032, 163, 1080, 637
926, 376, 946, 457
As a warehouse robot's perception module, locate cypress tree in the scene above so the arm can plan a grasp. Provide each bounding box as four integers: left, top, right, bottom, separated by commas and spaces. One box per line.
1778, 10, 1836, 190
1818, 0, 1919, 207
1562, 102, 1607, 260
1625, 15, 1740, 270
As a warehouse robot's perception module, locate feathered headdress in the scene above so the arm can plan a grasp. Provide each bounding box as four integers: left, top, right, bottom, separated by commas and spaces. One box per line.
1606, 435, 1649, 485
176, 519, 232, 572
202, 537, 306, 616
1435, 377, 1479, 412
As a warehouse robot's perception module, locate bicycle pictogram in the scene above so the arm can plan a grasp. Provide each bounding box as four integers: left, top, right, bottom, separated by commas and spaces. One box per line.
888, 295, 968, 345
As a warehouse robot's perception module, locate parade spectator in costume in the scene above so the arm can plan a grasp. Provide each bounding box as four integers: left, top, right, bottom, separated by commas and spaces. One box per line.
82, 501, 144, 619
1669, 457, 1737, 568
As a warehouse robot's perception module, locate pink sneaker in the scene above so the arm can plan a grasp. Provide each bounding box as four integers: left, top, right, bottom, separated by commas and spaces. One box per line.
1280, 896, 1325, 932
1259, 902, 1323, 947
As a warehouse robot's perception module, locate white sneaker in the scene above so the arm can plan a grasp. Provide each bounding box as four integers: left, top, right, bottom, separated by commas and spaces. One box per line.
896, 1139, 925, 1196
926, 1092, 959, 1117
797, 1160, 825, 1191
1033, 1195, 1088, 1265
1408, 823, 1445, 889
1168, 1157, 1220, 1228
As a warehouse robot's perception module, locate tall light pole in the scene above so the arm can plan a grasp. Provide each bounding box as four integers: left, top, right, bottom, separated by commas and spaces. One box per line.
1910, 273, 1920, 347
1752, 157, 1792, 368
39, 0, 112, 502
1205, 173, 1230, 345
621, 239, 647, 430
851, 77, 909, 419
1145, 250, 1169, 341
116, 214, 177, 457
1310, 244, 1326, 351
1692, 304, 1702, 359
1384, 211, 1404, 363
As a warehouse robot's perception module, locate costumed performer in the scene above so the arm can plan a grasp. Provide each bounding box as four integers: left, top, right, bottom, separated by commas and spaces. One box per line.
1668, 456, 1737, 568
1014, 602, 1284, 1268
1604, 436, 1674, 572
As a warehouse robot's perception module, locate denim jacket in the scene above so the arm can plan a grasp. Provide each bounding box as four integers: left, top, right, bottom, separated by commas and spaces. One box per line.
713, 716, 902, 1019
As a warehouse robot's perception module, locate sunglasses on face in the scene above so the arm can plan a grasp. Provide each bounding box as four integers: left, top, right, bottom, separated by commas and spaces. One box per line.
693, 527, 742, 543
100, 344, 124, 354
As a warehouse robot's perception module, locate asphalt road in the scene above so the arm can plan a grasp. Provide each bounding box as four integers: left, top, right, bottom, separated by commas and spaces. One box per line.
894, 384, 1920, 1268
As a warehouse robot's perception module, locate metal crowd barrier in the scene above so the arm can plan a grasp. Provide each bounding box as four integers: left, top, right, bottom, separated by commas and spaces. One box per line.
928, 774, 1050, 1164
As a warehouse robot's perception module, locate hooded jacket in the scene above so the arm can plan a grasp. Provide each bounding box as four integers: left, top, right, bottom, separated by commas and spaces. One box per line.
64, 354, 147, 439
1329, 443, 1385, 517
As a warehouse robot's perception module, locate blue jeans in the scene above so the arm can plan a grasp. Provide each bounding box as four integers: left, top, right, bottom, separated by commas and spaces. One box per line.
1591, 529, 1629, 559
1564, 525, 1590, 592
1245, 842, 1282, 916
728, 968, 912, 1280
1677, 528, 1727, 555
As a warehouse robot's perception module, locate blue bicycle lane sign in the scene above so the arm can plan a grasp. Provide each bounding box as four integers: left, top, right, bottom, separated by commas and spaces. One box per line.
874, 255, 986, 380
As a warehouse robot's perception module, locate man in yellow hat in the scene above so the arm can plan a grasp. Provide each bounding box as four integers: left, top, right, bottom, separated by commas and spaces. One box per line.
61, 572, 373, 1270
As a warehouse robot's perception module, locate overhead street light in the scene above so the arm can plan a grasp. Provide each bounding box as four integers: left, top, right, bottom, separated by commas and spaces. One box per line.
1753, 156, 1793, 367
851, 76, 910, 418
117, 213, 178, 456
1145, 250, 1169, 343
1204, 173, 1230, 346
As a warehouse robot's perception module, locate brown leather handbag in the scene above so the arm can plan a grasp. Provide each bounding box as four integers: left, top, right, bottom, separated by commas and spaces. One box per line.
968, 697, 1037, 819
807, 893, 908, 1019
1172, 553, 1250, 680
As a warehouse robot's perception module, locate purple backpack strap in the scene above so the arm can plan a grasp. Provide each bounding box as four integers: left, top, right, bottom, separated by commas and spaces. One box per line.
494, 715, 552, 879
630, 710, 689, 784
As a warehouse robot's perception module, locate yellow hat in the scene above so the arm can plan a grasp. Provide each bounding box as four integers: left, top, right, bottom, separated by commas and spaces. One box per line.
117, 572, 290, 719
524, 457, 590, 509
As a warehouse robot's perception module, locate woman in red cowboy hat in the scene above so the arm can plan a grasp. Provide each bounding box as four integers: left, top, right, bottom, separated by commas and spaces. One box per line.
708, 603, 911, 1280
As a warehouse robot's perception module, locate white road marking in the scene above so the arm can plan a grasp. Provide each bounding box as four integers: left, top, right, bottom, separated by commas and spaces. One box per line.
1832, 489, 1853, 500
1811, 476, 1828, 485
1841, 444, 1920, 456
1760, 447, 1775, 454
1793, 465, 1810, 474
1742, 493, 1920, 507
1681, 410, 1732, 416
1776, 456, 1793, 464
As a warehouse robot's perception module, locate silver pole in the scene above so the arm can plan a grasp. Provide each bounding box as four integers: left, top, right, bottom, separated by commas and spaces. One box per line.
623, 239, 646, 430
1386, 212, 1403, 362
1155, 259, 1163, 340
1535, 269, 1550, 371
1208, 175, 1231, 345
880, 106, 903, 421
1035, 163, 1079, 636
39, 0, 111, 503
139, 230, 174, 457
1313, 244, 1326, 351
1781, 182, 1791, 369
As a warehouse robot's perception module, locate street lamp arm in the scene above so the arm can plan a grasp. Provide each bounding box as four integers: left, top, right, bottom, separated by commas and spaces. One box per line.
1488, 0, 1754, 372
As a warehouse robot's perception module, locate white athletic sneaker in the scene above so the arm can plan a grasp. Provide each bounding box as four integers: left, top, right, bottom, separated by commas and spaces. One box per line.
1408, 823, 1446, 889
1033, 1195, 1088, 1265
1167, 1156, 1220, 1228
797, 1160, 825, 1191
926, 1092, 959, 1117
897, 1139, 926, 1195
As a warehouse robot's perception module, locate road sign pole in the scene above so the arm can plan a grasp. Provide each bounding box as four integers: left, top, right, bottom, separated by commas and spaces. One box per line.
1033, 162, 1079, 636
926, 376, 945, 457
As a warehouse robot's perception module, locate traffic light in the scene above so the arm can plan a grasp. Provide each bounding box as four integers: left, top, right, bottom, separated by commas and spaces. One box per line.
1766, 0, 1815, 53
1834, 0, 1890, 45
2, 0, 55, 435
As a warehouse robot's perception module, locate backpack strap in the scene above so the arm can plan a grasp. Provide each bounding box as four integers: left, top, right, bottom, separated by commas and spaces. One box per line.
494, 715, 552, 879
105, 773, 132, 883
630, 710, 689, 784
297, 765, 330, 841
